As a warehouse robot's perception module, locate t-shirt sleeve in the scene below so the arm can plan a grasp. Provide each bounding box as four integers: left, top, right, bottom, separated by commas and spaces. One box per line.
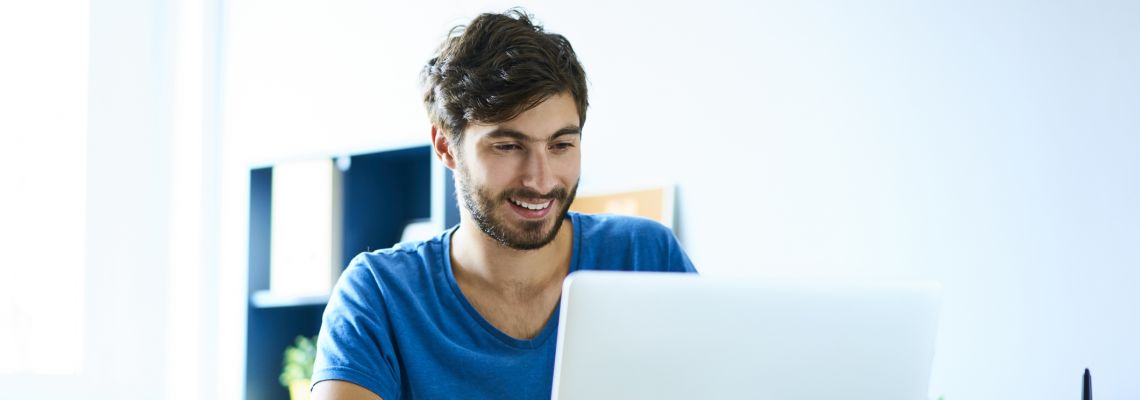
312, 255, 400, 400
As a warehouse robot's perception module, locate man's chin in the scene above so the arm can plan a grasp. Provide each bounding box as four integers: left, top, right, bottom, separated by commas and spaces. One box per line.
497, 223, 556, 250
492, 211, 566, 250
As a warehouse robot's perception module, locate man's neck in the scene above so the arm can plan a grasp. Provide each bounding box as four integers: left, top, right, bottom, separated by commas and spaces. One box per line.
450, 216, 573, 294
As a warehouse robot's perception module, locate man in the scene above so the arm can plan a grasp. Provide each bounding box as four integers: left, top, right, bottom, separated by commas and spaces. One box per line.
311, 9, 696, 400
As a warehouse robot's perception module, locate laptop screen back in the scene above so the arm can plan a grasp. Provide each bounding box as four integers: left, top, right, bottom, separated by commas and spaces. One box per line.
551, 271, 941, 400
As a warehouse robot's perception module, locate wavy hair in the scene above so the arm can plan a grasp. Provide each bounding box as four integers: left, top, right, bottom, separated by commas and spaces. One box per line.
420, 8, 588, 145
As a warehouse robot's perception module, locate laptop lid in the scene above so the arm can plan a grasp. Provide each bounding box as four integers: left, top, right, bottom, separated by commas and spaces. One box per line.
551, 271, 941, 400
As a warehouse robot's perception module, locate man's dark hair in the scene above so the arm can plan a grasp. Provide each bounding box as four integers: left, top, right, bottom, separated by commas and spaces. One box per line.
421, 8, 588, 146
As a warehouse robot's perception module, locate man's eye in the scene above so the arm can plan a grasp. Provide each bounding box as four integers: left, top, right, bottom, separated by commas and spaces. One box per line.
493, 143, 521, 152
552, 142, 575, 151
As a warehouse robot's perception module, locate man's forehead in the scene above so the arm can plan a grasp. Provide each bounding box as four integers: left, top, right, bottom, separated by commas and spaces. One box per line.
464, 92, 581, 141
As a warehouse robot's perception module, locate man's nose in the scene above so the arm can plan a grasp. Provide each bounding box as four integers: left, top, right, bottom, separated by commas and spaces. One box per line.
521, 150, 557, 195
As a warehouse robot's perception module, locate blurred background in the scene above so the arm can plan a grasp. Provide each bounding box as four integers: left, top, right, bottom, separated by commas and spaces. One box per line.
1, 0, 1137, 399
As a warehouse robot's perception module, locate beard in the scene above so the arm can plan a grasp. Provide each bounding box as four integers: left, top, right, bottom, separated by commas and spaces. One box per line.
455, 163, 578, 251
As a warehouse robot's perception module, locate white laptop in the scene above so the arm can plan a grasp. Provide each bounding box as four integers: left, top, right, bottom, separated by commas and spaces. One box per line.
550, 271, 942, 400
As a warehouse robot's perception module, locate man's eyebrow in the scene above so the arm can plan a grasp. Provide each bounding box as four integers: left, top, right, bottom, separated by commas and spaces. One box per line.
550, 126, 581, 140
484, 126, 581, 142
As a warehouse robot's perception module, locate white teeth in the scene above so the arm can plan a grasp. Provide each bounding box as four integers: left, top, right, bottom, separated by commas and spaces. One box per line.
510, 197, 552, 210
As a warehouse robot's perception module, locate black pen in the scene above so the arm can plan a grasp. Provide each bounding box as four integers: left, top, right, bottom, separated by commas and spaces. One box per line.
1083, 368, 1092, 400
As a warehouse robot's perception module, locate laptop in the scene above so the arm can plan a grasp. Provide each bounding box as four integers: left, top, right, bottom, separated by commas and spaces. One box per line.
550, 271, 942, 400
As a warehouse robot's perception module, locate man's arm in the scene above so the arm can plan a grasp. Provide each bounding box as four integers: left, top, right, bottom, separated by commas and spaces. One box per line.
314, 258, 401, 399
311, 380, 382, 400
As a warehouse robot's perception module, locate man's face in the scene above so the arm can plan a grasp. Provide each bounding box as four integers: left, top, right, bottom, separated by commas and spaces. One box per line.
453, 92, 581, 250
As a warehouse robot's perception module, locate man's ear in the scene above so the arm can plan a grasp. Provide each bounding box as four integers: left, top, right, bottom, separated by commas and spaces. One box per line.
431, 125, 458, 170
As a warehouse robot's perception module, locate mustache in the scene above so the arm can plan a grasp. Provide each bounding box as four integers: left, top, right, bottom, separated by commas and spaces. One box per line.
499, 187, 569, 201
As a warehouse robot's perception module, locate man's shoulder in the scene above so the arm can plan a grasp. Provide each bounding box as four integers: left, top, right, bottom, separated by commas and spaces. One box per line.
343, 234, 446, 284
574, 212, 673, 239
571, 212, 695, 273
574, 212, 680, 254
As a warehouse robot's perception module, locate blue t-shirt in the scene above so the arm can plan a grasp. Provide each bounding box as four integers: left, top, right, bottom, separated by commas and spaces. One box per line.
313, 212, 697, 400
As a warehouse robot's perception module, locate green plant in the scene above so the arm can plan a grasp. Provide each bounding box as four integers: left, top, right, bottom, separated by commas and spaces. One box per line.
279, 335, 318, 387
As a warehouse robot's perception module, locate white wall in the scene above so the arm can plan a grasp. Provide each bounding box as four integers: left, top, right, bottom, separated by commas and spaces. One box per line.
221, 1, 1140, 399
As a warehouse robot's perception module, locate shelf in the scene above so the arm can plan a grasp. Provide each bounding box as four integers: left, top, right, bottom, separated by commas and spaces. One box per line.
250, 290, 330, 308
245, 145, 457, 400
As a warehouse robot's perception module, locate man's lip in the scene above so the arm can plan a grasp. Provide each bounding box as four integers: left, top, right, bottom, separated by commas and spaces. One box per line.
506, 197, 555, 218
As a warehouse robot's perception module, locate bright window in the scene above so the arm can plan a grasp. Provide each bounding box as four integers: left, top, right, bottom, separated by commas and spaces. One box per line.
0, 1, 89, 375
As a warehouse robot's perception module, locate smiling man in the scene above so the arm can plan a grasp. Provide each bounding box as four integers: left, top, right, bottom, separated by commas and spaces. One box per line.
311, 9, 696, 400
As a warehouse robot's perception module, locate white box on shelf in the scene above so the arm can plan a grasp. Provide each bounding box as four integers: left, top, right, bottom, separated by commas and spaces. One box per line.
269, 158, 342, 297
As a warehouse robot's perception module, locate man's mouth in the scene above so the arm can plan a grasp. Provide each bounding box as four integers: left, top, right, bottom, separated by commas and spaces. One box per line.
509, 197, 553, 211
